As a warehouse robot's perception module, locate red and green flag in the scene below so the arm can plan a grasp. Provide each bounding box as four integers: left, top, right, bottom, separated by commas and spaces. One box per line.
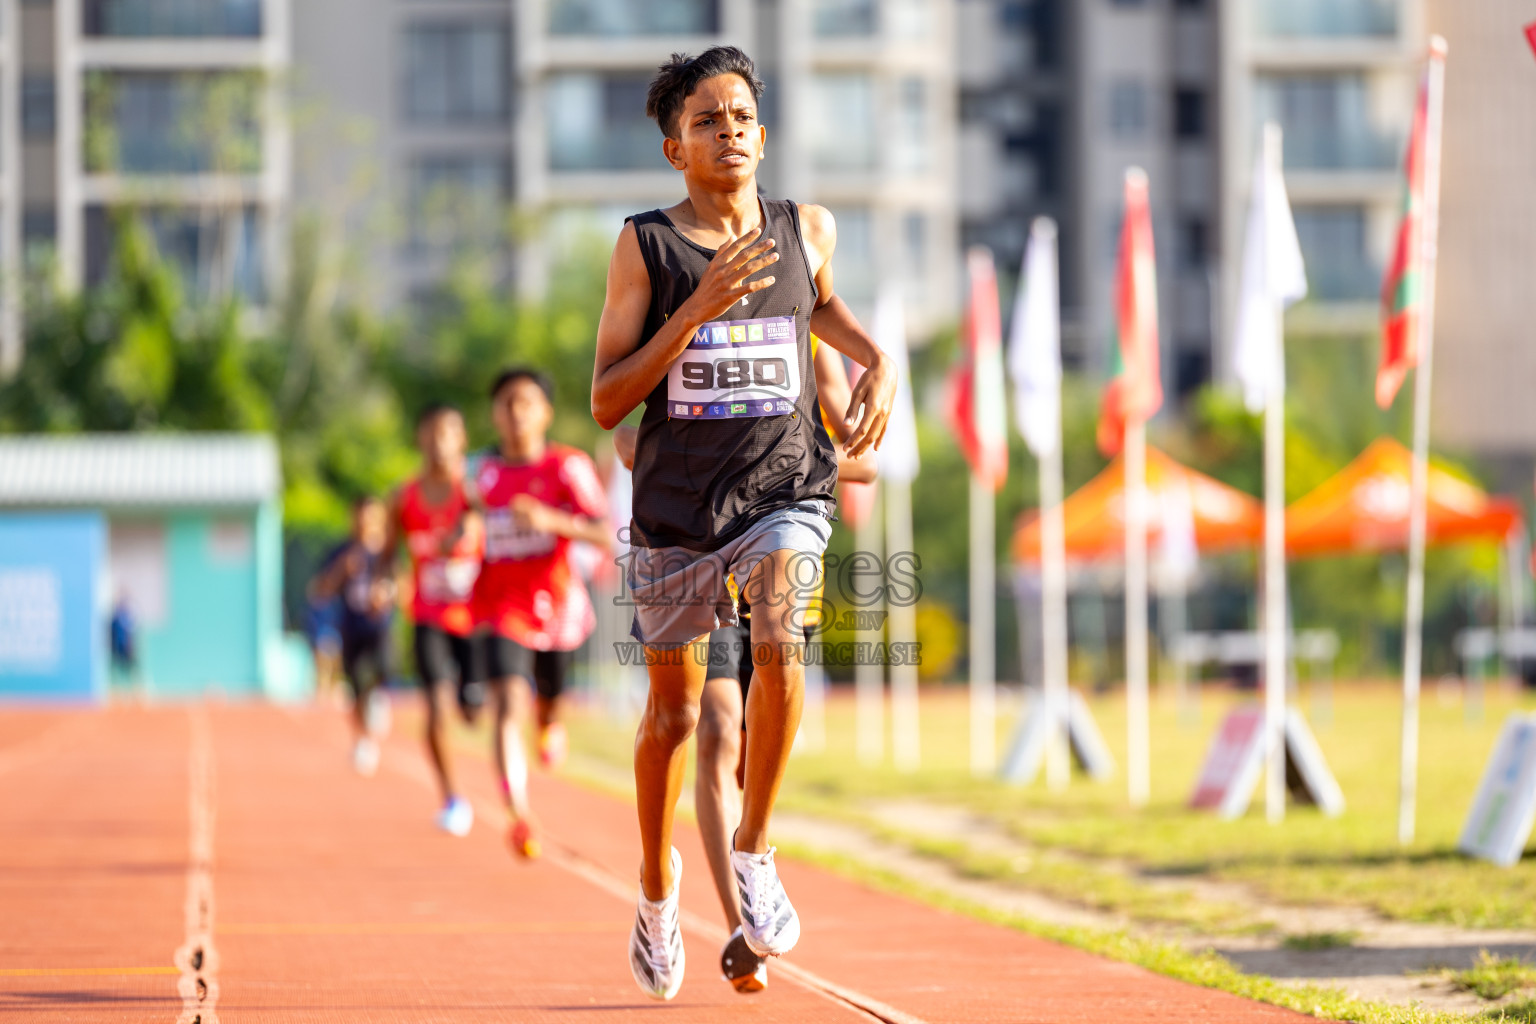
1097, 168, 1163, 456
1376, 61, 1434, 410
947, 247, 1009, 492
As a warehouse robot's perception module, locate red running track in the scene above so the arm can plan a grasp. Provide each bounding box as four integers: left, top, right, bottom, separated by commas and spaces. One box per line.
0, 703, 1327, 1023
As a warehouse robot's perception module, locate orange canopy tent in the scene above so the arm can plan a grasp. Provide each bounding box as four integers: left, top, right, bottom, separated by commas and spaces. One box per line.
1012, 447, 1263, 564
1284, 437, 1522, 557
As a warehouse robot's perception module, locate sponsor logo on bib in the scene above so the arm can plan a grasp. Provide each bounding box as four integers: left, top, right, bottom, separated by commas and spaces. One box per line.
666, 315, 800, 420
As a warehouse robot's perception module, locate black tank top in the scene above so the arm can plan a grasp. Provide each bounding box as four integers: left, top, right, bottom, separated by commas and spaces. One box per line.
626, 198, 838, 551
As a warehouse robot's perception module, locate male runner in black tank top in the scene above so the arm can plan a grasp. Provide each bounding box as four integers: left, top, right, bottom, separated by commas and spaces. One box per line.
592, 46, 895, 1001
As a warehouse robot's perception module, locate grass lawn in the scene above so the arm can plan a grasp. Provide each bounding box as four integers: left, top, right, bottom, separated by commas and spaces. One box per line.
566, 678, 1536, 930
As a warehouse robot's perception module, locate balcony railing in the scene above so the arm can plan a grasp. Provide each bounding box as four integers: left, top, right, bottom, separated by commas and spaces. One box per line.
85, 71, 263, 175
1254, 74, 1402, 172
546, 73, 666, 172
84, 0, 262, 39
548, 0, 718, 37
1251, 0, 1398, 40
1293, 205, 1382, 302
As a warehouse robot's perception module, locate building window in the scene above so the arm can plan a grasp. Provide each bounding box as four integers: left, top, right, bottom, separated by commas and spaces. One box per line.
406, 153, 510, 253
813, 0, 877, 37
83, 71, 263, 175
1108, 0, 1148, 7
1174, 349, 1211, 398
83, 0, 261, 37
22, 76, 55, 140
85, 204, 267, 301
894, 77, 928, 175
1253, 0, 1397, 40
1175, 0, 1206, 9
22, 207, 56, 264
546, 73, 663, 171
1293, 204, 1377, 301
1253, 72, 1398, 171
1179, 216, 1207, 271
825, 206, 874, 303
548, 0, 718, 36
902, 211, 926, 298
1108, 80, 1147, 139
403, 21, 510, 125
1173, 87, 1205, 140
809, 73, 875, 171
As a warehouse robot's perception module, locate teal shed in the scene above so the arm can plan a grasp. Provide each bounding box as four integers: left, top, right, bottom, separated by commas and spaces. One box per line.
0, 433, 307, 701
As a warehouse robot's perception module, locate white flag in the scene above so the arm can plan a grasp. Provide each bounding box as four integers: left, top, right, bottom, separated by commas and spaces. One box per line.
874, 286, 920, 484
1007, 218, 1062, 457
1233, 125, 1308, 413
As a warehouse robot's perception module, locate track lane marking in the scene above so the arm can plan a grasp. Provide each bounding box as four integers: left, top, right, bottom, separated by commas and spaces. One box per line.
173, 707, 219, 1024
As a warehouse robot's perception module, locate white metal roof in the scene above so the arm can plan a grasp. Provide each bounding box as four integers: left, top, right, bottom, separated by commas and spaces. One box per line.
0, 434, 280, 508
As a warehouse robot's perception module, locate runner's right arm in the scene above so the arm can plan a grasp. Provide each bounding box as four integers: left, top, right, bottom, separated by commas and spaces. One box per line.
591, 220, 780, 429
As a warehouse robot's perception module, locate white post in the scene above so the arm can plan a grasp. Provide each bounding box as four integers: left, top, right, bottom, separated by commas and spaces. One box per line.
1261, 123, 1289, 826
970, 474, 997, 776
1398, 38, 1447, 847
1124, 421, 1151, 806
1040, 437, 1071, 788
854, 496, 885, 765
887, 478, 921, 771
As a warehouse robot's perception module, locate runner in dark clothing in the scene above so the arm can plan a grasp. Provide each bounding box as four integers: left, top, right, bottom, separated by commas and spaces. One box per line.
310, 495, 397, 776
590, 46, 895, 1000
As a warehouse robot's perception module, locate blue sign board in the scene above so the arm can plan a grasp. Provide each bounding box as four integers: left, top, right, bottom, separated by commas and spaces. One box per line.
0, 513, 106, 701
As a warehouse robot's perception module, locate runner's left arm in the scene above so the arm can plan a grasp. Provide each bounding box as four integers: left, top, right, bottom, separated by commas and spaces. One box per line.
508, 452, 614, 550
798, 203, 896, 458
812, 342, 878, 484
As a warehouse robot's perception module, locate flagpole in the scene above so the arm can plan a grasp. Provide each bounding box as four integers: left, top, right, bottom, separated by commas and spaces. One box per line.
971, 474, 997, 776
1040, 424, 1071, 789
887, 477, 921, 771
1399, 36, 1448, 846
1125, 419, 1150, 807
1262, 122, 1289, 826
855, 496, 885, 766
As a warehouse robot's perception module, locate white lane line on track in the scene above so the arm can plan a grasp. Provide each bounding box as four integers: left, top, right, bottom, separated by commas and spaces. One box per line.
284, 705, 932, 1024
174, 707, 220, 1024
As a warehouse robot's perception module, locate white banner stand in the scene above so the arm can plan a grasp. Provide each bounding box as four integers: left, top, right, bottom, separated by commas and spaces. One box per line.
1460, 713, 1536, 867
999, 688, 1115, 785
1190, 705, 1344, 819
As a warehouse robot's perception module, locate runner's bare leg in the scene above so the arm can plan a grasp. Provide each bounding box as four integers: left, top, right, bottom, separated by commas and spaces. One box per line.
425, 680, 458, 803
635, 638, 709, 901
695, 675, 746, 927
737, 549, 811, 855
490, 676, 534, 821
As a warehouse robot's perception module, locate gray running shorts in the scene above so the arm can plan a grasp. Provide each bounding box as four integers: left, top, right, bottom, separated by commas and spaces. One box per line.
626, 501, 832, 648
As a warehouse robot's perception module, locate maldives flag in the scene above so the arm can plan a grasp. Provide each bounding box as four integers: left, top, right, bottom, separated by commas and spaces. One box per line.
947, 247, 1009, 492
1097, 168, 1163, 456
1376, 60, 1433, 410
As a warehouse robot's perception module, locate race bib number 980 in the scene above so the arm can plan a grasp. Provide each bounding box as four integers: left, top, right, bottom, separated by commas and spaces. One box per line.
666, 316, 800, 419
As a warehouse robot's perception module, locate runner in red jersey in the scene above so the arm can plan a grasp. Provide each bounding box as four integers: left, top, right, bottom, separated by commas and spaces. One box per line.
465, 367, 611, 859
386, 402, 484, 838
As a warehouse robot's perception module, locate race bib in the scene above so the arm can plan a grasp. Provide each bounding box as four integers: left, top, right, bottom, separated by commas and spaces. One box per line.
419, 558, 478, 603
666, 315, 800, 419
483, 509, 556, 561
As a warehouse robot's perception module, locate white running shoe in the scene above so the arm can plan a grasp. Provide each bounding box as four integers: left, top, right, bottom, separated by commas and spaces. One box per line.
629, 847, 685, 1001
365, 689, 392, 737
435, 796, 473, 837
351, 737, 380, 776
731, 844, 800, 957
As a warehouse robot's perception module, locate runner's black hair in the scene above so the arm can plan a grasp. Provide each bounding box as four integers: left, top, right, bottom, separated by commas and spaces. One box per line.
646, 46, 764, 140
415, 400, 461, 427
489, 366, 555, 404
351, 493, 384, 512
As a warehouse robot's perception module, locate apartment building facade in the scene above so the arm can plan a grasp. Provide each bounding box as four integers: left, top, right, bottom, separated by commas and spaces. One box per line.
291, 0, 958, 334
14, 0, 288, 328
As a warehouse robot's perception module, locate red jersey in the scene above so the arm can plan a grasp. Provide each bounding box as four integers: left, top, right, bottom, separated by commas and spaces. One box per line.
468, 443, 607, 650
398, 476, 481, 636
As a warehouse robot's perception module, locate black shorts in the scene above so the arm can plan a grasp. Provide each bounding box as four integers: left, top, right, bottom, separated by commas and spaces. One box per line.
705, 616, 816, 712
414, 625, 486, 688
341, 630, 393, 698
485, 634, 572, 701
